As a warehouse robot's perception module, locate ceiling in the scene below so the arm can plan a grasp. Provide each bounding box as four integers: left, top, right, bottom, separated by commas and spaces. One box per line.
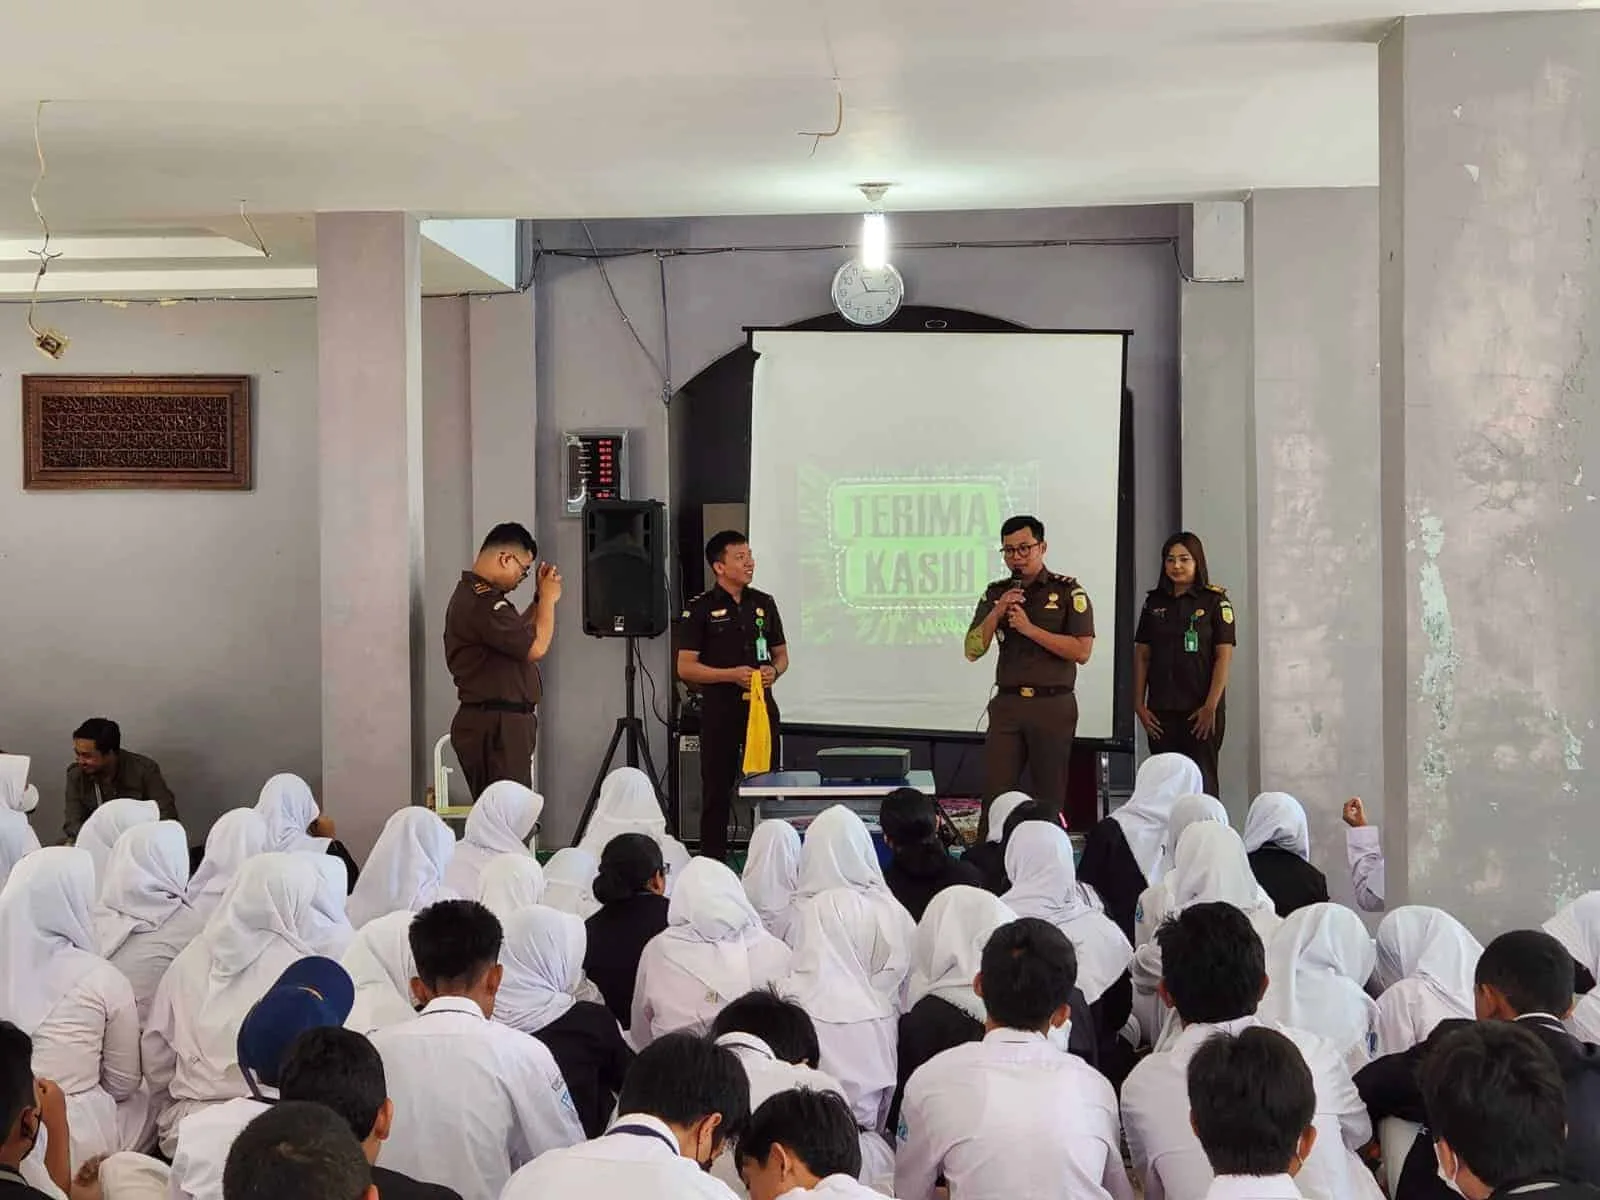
0, 0, 1586, 240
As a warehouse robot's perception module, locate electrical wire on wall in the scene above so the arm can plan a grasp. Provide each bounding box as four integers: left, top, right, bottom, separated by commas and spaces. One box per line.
237, 200, 272, 259
26, 100, 68, 358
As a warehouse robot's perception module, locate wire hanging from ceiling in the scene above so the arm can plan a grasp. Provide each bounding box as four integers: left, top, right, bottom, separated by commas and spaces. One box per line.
26, 100, 67, 354
237, 200, 271, 258
797, 0, 844, 157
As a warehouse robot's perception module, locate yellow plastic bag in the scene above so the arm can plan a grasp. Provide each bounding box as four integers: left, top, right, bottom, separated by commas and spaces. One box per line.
743, 670, 772, 775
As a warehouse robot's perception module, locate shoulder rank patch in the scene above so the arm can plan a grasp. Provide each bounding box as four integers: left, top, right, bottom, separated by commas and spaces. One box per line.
471, 582, 492, 595
1207, 583, 1228, 594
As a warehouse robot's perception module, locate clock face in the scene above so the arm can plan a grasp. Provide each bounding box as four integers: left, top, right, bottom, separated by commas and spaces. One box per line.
831, 261, 905, 327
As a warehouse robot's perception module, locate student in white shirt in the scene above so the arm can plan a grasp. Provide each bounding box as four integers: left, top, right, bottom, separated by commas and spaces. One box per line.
542, 848, 600, 919
0, 847, 146, 1166
93, 821, 205, 1024
791, 807, 916, 972
736, 1088, 884, 1200
475, 854, 546, 924
1186, 1026, 1320, 1200
1340, 798, 1385, 913
369, 899, 583, 1200
1372, 906, 1482, 1055
441, 780, 542, 901
574, 767, 693, 888
742, 820, 802, 943
633, 858, 792, 1046
254, 775, 333, 855
896, 917, 1134, 1200
0, 775, 42, 894
220, 1101, 373, 1200
1135, 793, 1230, 940
186, 810, 270, 927
1120, 902, 1379, 1200
340, 911, 419, 1037
1259, 903, 1379, 1070
346, 809, 457, 929
303, 853, 357, 958
501, 1031, 749, 1200
73, 799, 159, 893
168, 956, 356, 1200
1545, 892, 1600, 1041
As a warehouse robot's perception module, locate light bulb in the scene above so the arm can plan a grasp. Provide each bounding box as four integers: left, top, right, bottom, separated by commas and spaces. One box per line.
861, 211, 888, 270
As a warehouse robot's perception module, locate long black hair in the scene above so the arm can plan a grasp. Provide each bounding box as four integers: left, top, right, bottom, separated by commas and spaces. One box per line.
1160, 531, 1211, 591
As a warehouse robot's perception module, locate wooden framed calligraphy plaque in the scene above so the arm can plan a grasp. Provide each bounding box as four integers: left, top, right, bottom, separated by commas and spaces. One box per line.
22, 375, 252, 491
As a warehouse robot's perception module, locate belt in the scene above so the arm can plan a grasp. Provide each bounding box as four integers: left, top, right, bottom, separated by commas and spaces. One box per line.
997, 685, 1074, 698
461, 700, 537, 714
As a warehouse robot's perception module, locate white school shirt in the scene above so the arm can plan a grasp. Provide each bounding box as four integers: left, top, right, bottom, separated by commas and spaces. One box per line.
107, 906, 207, 1026
500, 1112, 740, 1200
168, 1096, 270, 1200
1202, 1176, 1305, 1200
371, 994, 584, 1200
895, 1028, 1134, 1200
1346, 826, 1385, 912
778, 1176, 891, 1200
1120, 1016, 1379, 1200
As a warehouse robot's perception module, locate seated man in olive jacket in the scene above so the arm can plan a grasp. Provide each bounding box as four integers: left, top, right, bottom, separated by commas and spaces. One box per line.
64, 717, 178, 841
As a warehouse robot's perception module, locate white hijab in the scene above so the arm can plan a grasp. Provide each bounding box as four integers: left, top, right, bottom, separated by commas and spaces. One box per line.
478, 854, 547, 924
94, 820, 194, 957
1004, 822, 1132, 1004
1242, 792, 1312, 861
1113, 755, 1203, 882
0, 770, 40, 816
907, 886, 1016, 1022
783, 886, 906, 1023
1375, 905, 1482, 1004
496, 905, 584, 1034
657, 858, 784, 998
1545, 892, 1600, 974
341, 909, 418, 1034
542, 848, 600, 919
0, 846, 104, 1031
348, 808, 457, 928
303, 852, 356, 957
76, 797, 160, 889
984, 792, 1033, 845
255, 774, 330, 854
189, 809, 271, 920
444, 781, 543, 900
1160, 794, 1230, 883
0, 780, 41, 893
577, 767, 667, 856
1170, 823, 1282, 940
796, 805, 889, 900
1261, 902, 1379, 1060
743, 820, 801, 938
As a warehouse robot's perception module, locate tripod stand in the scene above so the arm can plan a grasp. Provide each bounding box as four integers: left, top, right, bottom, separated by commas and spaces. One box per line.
574, 636, 673, 840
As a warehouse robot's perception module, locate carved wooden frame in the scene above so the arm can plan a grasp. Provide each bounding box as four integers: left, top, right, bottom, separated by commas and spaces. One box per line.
22, 375, 252, 491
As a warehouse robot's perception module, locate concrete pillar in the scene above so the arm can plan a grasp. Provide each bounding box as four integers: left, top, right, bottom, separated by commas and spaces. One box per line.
1380, 13, 1600, 932
317, 212, 424, 857
1247, 189, 1381, 908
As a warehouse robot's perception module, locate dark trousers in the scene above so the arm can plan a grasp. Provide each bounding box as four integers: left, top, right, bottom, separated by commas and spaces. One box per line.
450, 707, 537, 800
699, 694, 780, 861
982, 691, 1078, 831
1148, 705, 1226, 798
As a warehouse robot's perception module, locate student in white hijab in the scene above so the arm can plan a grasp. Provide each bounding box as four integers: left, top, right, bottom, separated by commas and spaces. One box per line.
1134, 794, 1235, 947
340, 908, 418, 1036
187, 810, 270, 926
0, 847, 147, 1166
301, 853, 356, 957
575, 768, 692, 884
74, 798, 160, 890
632, 858, 792, 1047
93, 820, 205, 1023
791, 805, 916, 982
1079, 756, 1203, 943
442, 780, 543, 901
906, 886, 1015, 1024
959, 790, 1032, 893
1547, 893, 1600, 1042
742, 820, 802, 943
477, 853, 547, 923
143, 852, 326, 1154
1371, 905, 1483, 1055
780, 887, 904, 1132
0, 774, 41, 891
1242, 791, 1329, 918
1260, 902, 1379, 1071
346, 807, 457, 928
253, 774, 330, 854
1003, 822, 1133, 1005
542, 847, 600, 919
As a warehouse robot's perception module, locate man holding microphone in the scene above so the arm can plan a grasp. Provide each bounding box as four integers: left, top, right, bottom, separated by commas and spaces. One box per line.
966, 515, 1095, 831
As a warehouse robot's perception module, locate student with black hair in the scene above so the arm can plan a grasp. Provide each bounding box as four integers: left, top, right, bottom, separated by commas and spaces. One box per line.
1420, 1022, 1600, 1200
278, 1027, 460, 1200
958, 791, 1031, 895
0, 1022, 68, 1199
896, 918, 1131, 1200
1358, 929, 1600, 1200
1186, 1027, 1319, 1200
370, 900, 583, 1200
502, 1032, 751, 1199
737, 1088, 876, 1200
584, 833, 671, 1028
1121, 902, 1378, 1200
878, 788, 983, 921
222, 1101, 372, 1200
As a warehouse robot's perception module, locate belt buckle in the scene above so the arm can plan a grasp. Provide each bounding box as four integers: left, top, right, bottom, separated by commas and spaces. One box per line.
1019, 686, 1035, 699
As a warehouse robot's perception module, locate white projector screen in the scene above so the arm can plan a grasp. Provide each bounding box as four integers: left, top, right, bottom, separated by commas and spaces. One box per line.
747, 329, 1126, 739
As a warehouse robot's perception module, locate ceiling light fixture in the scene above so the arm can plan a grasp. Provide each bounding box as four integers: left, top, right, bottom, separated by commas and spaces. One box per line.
859, 183, 891, 270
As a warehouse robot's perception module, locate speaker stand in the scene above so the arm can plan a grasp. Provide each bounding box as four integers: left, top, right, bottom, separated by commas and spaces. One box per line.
574, 637, 673, 842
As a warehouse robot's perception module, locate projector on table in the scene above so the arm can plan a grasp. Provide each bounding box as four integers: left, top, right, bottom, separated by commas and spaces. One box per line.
817, 746, 912, 784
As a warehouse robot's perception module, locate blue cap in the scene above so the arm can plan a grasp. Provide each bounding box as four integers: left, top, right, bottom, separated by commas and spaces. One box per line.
236, 956, 356, 1089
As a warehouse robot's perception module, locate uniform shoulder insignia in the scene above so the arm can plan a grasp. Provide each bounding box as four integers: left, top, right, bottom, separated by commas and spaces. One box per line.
471, 582, 493, 595
1054, 573, 1078, 587
1207, 583, 1229, 595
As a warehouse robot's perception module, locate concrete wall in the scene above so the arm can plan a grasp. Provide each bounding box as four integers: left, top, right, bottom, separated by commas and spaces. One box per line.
1249, 188, 1382, 908
1380, 13, 1600, 933
529, 207, 1184, 843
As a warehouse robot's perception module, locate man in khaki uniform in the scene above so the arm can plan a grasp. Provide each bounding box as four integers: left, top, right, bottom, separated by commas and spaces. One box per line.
445, 523, 563, 798
966, 515, 1095, 829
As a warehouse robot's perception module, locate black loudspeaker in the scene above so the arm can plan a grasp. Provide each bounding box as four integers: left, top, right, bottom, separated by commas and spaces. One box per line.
582, 499, 668, 638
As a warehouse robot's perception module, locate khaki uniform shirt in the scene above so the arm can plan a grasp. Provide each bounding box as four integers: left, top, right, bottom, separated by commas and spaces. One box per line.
444, 571, 542, 706
969, 570, 1095, 689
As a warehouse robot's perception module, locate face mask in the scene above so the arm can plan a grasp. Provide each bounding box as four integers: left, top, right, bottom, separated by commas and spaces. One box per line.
1046, 1019, 1073, 1053
1436, 1146, 1466, 1197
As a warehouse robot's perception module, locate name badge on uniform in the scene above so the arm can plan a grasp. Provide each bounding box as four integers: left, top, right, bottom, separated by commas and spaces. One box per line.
755, 614, 770, 664
1184, 614, 1200, 654
710, 608, 729, 619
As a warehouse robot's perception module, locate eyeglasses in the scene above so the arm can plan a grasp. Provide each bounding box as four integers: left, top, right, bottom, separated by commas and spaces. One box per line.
1000, 542, 1040, 557
504, 553, 534, 579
